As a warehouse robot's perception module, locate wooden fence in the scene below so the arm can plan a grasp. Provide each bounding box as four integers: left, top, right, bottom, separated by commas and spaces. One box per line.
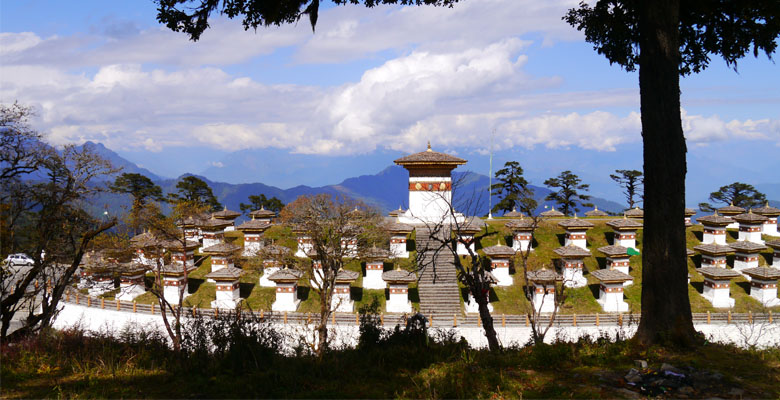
62, 290, 775, 328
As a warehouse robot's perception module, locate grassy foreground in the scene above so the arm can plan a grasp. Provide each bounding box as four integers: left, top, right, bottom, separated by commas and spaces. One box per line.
2, 324, 779, 399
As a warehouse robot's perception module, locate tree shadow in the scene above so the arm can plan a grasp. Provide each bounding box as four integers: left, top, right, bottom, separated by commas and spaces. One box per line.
735, 281, 751, 295
693, 231, 703, 242
596, 256, 607, 270
460, 287, 470, 301
761, 253, 773, 266
383, 261, 393, 272
504, 234, 513, 246
488, 287, 499, 303
588, 283, 601, 299
351, 287, 363, 302
556, 233, 566, 246
408, 287, 419, 303
691, 281, 704, 295
604, 231, 615, 245
188, 278, 205, 294
728, 230, 738, 240
297, 286, 310, 302
239, 282, 254, 298
360, 261, 366, 277
692, 254, 702, 268
406, 239, 416, 252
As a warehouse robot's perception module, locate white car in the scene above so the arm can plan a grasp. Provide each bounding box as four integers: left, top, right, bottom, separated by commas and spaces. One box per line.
4, 253, 34, 267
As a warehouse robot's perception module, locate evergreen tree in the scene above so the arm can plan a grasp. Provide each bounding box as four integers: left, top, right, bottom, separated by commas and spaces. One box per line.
609, 169, 644, 209
701, 182, 766, 210
240, 194, 285, 214
168, 176, 221, 211
490, 161, 536, 215
544, 171, 592, 216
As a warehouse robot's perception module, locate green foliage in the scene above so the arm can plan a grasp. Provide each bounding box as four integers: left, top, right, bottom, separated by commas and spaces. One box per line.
609, 169, 643, 209
168, 176, 221, 211
156, 0, 462, 41
490, 161, 536, 215
109, 173, 164, 207
702, 182, 767, 210
564, 1, 780, 76
239, 194, 284, 214
543, 170, 593, 216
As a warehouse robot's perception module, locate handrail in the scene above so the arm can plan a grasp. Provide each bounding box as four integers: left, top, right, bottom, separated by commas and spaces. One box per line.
62, 290, 776, 328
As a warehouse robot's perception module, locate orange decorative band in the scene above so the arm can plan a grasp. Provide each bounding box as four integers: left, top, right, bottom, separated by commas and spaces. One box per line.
202, 233, 222, 238
390, 288, 408, 294
565, 262, 583, 268
216, 283, 239, 291
704, 281, 729, 288
702, 259, 726, 265
245, 236, 261, 241
601, 285, 623, 293
739, 227, 762, 232
212, 259, 228, 265
735, 256, 758, 262
409, 181, 452, 191
120, 277, 144, 284
515, 234, 532, 240
751, 282, 777, 289
276, 286, 296, 293
616, 234, 636, 239
491, 261, 509, 267
334, 288, 350, 294
607, 261, 629, 267
566, 234, 586, 239
366, 263, 383, 270
534, 287, 555, 294
163, 279, 185, 286
703, 229, 725, 234
390, 238, 407, 243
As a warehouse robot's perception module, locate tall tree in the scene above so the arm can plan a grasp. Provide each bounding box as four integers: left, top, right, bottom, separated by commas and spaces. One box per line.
700, 182, 767, 210
279, 194, 383, 357
610, 169, 644, 209
490, 161, 536, 215
168, 176, 221, 211
239, 194, 284, 214
110, 173, 165, 231
543, 170, 593, 216
1, 107, 118, 338
565, 1, 779, 345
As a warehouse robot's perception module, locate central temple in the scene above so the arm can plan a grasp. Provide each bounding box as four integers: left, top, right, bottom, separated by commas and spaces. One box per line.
394, 142, 467, 225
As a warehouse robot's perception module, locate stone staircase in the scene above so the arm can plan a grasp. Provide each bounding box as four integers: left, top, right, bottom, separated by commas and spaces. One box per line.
415, 227, 462, 316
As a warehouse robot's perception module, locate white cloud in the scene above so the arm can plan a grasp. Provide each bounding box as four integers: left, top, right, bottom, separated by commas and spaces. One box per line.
210, 161, 224, 168
682, 109, 780, 145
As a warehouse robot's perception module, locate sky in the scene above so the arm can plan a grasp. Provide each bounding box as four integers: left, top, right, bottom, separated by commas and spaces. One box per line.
1, 0, 779, 205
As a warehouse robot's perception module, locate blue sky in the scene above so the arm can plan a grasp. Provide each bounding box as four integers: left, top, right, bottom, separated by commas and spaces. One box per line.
2, 0, 778, 205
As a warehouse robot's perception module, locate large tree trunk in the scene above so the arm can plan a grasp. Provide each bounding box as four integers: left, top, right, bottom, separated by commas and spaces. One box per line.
636, 0, 698, 346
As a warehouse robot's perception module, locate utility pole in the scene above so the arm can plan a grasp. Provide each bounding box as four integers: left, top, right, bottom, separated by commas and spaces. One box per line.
487, 129, 495, 220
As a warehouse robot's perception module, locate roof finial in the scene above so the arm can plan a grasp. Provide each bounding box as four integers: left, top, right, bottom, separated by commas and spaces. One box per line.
223, 205, 227, 211
426, 141, 432, 152
594, 205, 598, 210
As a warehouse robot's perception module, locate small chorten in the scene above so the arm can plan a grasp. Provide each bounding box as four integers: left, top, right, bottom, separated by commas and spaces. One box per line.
362, 247, 391, 290
623, 207, 644, 220
597, 245, 634, 286
526, 268, 561, 314
590, 269, 632, 313
382, 269, 416, 313
717, 203, 745, 229
731, 210, 768, 244
506, 216, 534, 252
767, 240, 780, 268
684, 208, 697, 227
540, 206, 564, 218
606, 214, 643, 249
332, 269, 359, 312
697, 267, 740, 308
752, 201, 780, 237
249, 206, 276, 224
557, 215, 594, 249
693, 243, 734, 268
455, 217, 485, 256
199, 218, 232, 249
383, 220, 414, 258
269, 269, 303, 312
236, 216, 272, 256
553, 245, 591, 288
585, 206, 608, 217
504, 207, 526, 218
741, 267, 780, 307
205, 266, 243, 309
211, 206, 241, 231
482, 241, 516, 286
258, 244, 290, 287
697, 212, 733, 245
729, 240, 766, 277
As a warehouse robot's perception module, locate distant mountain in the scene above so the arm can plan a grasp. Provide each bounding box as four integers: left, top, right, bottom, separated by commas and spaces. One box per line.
73, 142, 633, 219
78, 141, 164, 181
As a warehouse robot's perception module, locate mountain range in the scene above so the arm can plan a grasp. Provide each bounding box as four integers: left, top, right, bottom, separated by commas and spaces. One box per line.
81, 141, 627, 219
